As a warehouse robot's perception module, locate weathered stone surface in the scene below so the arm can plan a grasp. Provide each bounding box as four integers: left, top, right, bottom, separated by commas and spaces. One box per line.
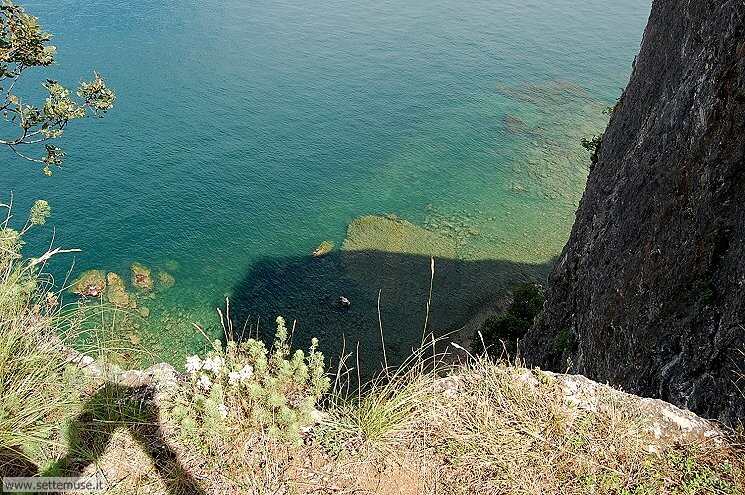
65, 344, 179, 391
543, 372, 723, 448
524, 0, 745, 424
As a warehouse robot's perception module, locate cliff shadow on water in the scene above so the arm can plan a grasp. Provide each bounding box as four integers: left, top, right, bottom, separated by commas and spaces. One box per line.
225, 249, 553, 380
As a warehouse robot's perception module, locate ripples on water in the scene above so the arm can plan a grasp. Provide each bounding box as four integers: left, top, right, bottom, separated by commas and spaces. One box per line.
4, 0, 650, 370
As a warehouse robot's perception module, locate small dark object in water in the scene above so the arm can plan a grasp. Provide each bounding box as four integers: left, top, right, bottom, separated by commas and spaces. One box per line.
337, 296, 351, 309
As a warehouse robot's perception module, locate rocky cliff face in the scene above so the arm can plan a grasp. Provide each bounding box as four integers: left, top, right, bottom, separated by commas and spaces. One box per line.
524, 0, 745, 424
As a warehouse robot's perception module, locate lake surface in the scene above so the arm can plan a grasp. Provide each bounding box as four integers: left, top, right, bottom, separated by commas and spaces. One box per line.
3, 0, 650, 371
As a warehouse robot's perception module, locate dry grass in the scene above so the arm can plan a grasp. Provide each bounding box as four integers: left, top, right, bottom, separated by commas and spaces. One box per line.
313, 351, 745, 495
12, 341, 745, 494
0, 200, 149, 477
138, 346, 745, 494
423, 360, 744, 494
0, 229, 83, 471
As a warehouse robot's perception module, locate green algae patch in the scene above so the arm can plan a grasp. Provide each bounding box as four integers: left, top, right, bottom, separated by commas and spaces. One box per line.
157, 270, 176, 289
342, 215, 457, 258
105, 272, 132, 307
131, 262, 154, 291
70, 269, 106, 297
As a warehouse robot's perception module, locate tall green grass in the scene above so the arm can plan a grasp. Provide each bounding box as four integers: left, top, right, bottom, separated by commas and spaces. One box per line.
0, 202, 81, 463
0, 200, 134, 470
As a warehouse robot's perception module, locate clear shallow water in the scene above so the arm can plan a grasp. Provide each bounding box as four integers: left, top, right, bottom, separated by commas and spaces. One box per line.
3, 0, 650, 369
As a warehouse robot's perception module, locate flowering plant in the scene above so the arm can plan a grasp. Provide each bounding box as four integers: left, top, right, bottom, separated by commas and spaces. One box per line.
170, 316, 330, 449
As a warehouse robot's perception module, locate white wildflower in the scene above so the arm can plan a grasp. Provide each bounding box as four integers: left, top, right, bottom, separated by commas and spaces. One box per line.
197, 374, 212, 390
185, 355, 203, 373
228, 364, 252, 384
239, 364, 254, 381
202, 356, 224, 373
218, 403, 228, 419
228, 371, 241, 385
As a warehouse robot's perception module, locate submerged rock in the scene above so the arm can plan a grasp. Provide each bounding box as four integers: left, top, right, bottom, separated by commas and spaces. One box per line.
312, 240, 334, 257
164, 259, 179, 272
157, 270, 176, 289
138, 306, 150, 318
502, 114, 529, 134
131, 262, 154, 291
343, 215, 456, 258
71, 270, 107, 297
105, 272, 131, 307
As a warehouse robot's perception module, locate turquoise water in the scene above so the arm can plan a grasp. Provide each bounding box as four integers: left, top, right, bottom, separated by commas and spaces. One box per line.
3, 0, 650, 369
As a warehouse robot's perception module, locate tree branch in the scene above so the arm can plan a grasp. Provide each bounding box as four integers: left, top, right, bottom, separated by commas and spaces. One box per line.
29, 247, 82, 267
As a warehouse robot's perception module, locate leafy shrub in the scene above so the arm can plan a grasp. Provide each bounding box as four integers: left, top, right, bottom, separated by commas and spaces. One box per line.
580, 134, 603, 168
0, 2, 115, 174
476, 283, 544, 357
481, 313, 528, 348
553, 327, 578, 354
509, 283, 545, 321
170, 316, 330, 451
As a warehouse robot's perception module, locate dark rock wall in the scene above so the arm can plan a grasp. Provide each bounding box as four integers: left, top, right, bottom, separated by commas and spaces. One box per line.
524, 0, 745, 423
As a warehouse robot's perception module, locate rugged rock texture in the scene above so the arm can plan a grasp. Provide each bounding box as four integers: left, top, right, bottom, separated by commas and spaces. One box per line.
524, 0, 745, 424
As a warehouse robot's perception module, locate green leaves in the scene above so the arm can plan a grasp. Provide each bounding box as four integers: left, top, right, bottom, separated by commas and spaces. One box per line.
28, 199, 50, 226
0, 2, 55, 70
42, 80, 86, 121
476, 283, 545, 356
0, 2, 116, 174
41, 145, 64, 175
581, 134, 603, 168
77, 72, 116, 116
174, 315, 331, 449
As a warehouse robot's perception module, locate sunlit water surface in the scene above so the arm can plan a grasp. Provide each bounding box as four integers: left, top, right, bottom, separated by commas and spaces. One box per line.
3, 0, 650, 371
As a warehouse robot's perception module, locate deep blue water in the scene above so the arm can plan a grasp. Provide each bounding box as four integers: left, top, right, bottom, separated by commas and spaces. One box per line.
2, 0, 650, 368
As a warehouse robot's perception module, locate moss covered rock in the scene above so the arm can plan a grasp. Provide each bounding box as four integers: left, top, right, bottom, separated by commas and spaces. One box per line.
130, 262, 154, 291
105, 272, 131, 307
71, 270, 106, 297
